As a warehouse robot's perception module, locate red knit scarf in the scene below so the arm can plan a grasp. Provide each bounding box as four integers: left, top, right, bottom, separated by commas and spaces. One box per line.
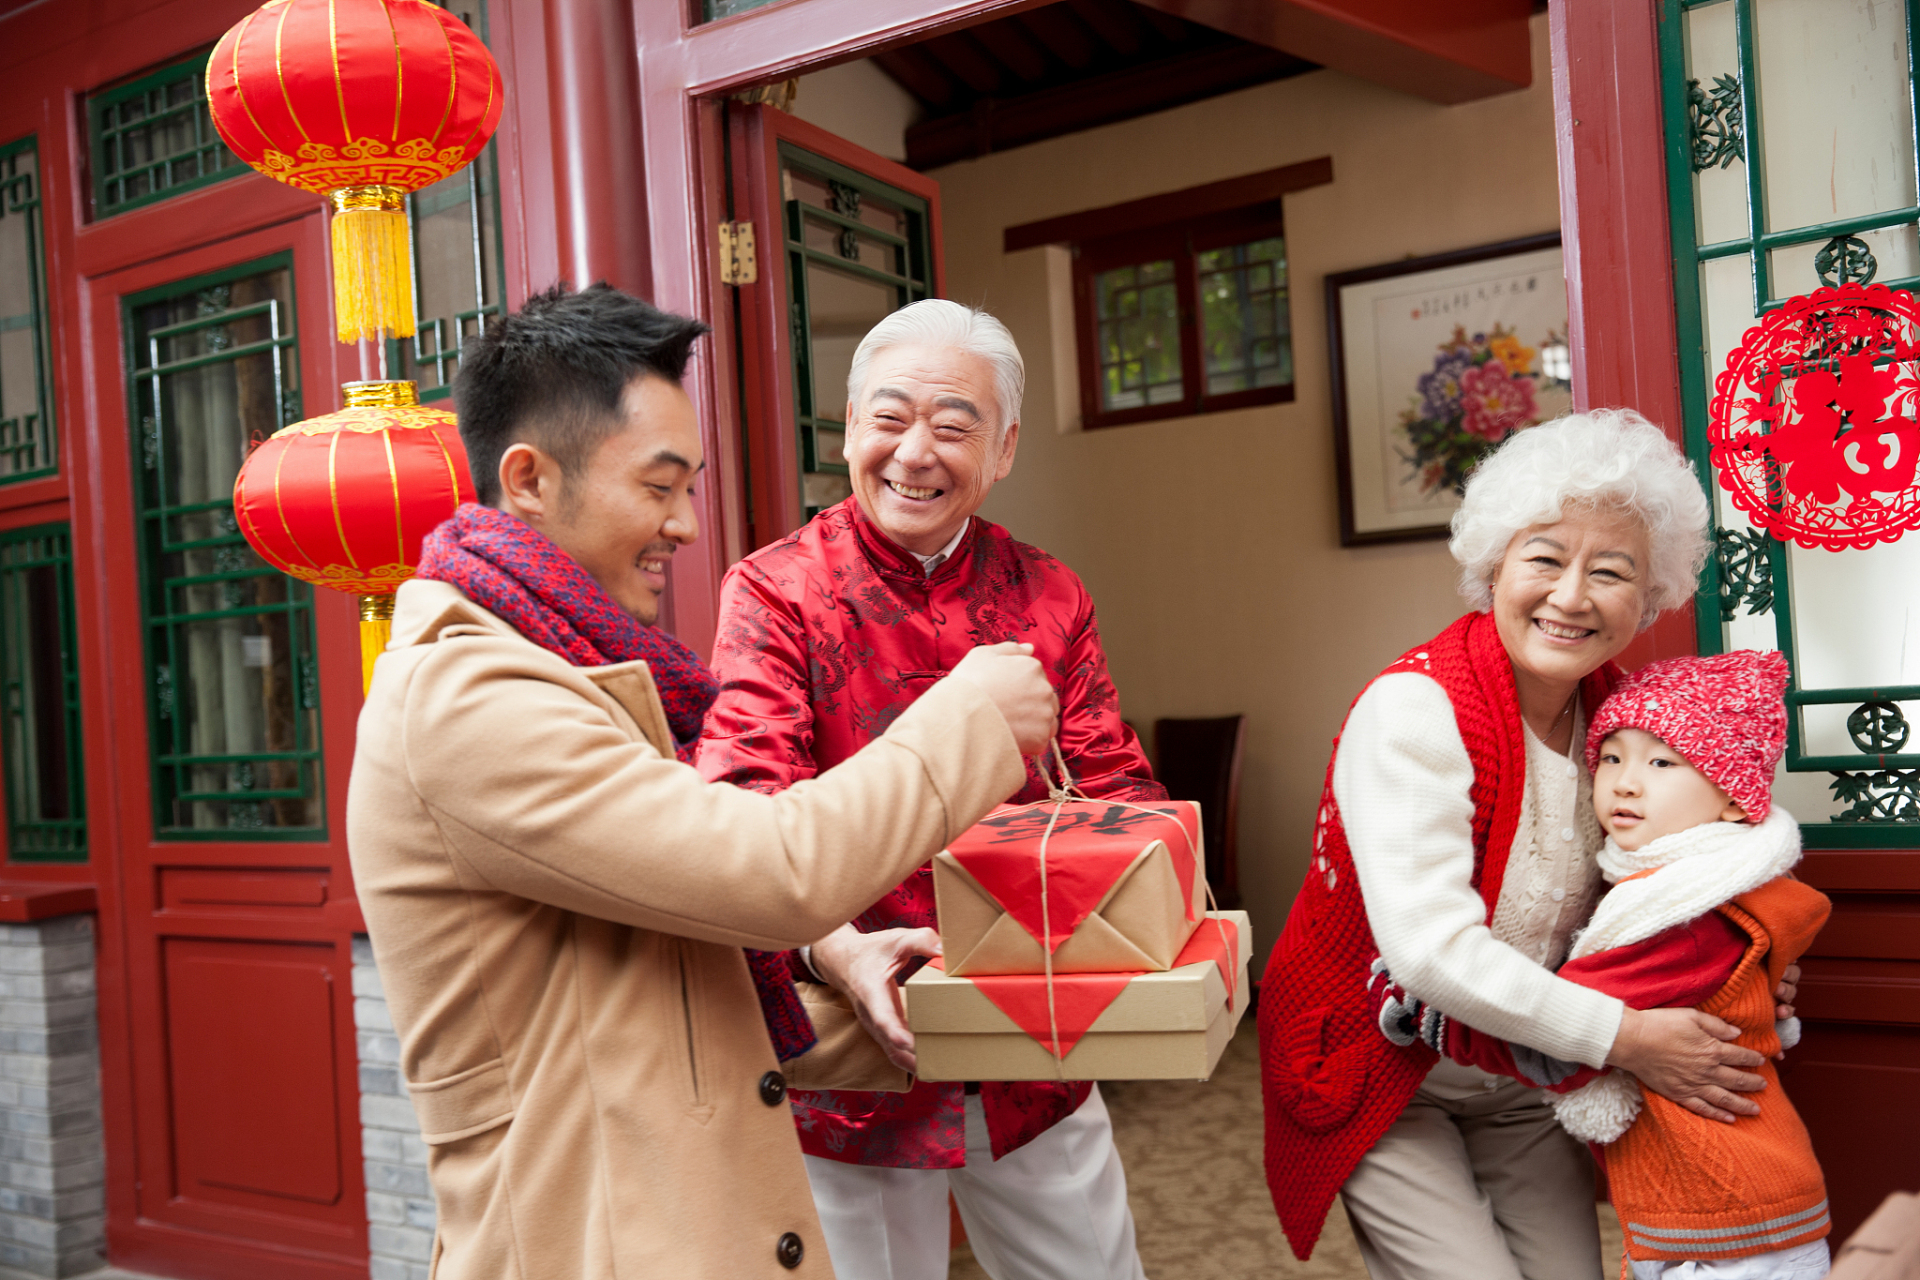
415, 503, 817, 1062
416, 503, 717, 754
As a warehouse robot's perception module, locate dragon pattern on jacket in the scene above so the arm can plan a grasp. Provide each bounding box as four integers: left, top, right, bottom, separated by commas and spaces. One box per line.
697, 498, 1165, 1168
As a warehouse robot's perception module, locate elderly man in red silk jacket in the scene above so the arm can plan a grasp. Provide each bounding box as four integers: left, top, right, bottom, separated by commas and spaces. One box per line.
698, 299, 1162, 1280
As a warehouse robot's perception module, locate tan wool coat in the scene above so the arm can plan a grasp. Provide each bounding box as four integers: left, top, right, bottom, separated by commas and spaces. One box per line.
346, 579, 1026, 1279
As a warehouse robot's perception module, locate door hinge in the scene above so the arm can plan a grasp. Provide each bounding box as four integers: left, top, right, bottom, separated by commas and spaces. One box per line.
718, 220, 758, 285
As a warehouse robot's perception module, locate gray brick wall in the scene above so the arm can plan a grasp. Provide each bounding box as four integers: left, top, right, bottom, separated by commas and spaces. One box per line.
353, 935, 436, 1280
0, 915, 104, 1278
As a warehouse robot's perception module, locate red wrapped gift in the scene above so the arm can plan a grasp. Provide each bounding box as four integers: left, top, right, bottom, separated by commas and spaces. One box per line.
933, 799, 1205, 976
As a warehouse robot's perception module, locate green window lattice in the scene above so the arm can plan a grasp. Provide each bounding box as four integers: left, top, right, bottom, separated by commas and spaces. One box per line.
778, 144, 937, 520
89, 51, 244, 218
0, 135, 56, 482
125, 256, 325, 840
703, 0, 783, 20
393, 1, 506, 403
0, 524, 85, 863
1660, 0, 1920, 842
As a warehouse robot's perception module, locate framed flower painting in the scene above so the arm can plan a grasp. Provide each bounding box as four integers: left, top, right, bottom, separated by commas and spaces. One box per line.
1327, 232, 1570, 544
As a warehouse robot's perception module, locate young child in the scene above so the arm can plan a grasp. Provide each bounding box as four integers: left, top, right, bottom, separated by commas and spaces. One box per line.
1370, 649, 1833, 1279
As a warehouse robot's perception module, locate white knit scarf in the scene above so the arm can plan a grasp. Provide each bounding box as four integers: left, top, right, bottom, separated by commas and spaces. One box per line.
1571, 806, 1801, 959
1550, 806, 1801, 1144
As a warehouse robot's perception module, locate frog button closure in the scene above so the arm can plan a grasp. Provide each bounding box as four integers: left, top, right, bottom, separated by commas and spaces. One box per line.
777, 1231, 805, 1269
760, 1070, 787, 1107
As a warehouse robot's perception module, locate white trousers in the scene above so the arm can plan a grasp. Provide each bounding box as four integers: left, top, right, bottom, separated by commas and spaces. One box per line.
1628, 1240, 1831, 1280
802, 1085, 1147, 1280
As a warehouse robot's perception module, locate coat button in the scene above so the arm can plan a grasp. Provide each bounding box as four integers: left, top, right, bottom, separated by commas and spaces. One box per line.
777, 1231, 804, 1269
760, 1070, 787, 1106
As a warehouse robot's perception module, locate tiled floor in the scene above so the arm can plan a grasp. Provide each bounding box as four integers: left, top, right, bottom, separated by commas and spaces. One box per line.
951, 1019, 1626, 1279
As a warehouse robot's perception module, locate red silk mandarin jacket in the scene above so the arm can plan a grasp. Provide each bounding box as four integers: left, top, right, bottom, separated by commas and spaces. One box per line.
697, 498, 1166, 1168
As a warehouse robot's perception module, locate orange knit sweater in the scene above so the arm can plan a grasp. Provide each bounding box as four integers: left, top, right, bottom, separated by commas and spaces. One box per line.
1607, 875, 1832, 1262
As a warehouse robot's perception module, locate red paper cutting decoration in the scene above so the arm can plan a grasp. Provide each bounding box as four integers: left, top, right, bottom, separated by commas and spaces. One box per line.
1708, 282, 1920, 550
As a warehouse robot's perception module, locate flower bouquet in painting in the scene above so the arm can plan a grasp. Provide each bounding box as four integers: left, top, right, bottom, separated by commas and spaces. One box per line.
1399, 325, 1568, 496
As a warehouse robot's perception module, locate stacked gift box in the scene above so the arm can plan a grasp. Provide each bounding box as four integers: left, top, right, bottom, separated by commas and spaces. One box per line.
904, 797, 1251, 1082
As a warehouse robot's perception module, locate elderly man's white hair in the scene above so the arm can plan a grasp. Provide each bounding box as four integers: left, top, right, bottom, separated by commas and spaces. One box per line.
1449, 408, 1710, 628
846, 299, 1024, 432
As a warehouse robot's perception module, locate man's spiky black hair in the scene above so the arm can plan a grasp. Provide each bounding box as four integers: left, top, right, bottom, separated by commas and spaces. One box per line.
453, 282, 710, 504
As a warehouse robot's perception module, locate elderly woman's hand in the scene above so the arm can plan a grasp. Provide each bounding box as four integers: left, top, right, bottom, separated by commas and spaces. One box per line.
1607, 1006, 1767, 1123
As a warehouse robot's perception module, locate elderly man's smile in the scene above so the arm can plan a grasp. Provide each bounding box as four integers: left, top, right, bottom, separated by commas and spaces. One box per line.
885, 479, 944, 501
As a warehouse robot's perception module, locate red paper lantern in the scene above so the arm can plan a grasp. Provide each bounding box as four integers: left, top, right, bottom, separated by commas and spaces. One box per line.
233, 380, 474, 687
1709, 282, 1920, 551
206, 0, 503, 341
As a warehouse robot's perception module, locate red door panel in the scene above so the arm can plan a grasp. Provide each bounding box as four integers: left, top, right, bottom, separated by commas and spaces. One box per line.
726, 105, 944, 554
1791, 849, 1920, 1242
81, 217, 368, 1280
1778, 1030, 1920, 1243
165, 938, 343, 1211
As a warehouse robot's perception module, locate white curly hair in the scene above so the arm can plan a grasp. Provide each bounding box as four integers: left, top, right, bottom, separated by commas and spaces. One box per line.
846, 299, 1024, 433
1449, 409, 1710, 628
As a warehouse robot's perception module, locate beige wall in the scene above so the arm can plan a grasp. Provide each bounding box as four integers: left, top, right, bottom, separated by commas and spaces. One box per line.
791, 59, 922, 163
795, 18, 1561, 957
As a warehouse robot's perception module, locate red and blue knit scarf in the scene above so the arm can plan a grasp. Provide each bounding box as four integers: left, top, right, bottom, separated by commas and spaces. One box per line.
415, 503, 817, 1061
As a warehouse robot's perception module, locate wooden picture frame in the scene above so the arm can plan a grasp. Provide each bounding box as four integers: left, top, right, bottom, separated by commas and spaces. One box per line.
1327, 231, 1568, 545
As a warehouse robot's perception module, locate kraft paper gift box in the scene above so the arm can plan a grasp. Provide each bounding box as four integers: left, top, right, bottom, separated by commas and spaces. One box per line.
904, 910, 1249, 1082
933, 799, 1207, 976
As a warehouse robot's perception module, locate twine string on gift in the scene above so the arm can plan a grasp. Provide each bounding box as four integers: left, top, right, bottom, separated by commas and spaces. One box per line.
1023, 737, 1237, 1079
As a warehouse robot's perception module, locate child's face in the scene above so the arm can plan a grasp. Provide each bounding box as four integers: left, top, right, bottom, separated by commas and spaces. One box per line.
1593, 727, 1748, 851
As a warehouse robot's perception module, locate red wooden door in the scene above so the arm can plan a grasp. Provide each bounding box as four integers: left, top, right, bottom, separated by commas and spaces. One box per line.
83, 216, 368, 1280
726, 105, 944, 553
1780, 850, 1920, 1244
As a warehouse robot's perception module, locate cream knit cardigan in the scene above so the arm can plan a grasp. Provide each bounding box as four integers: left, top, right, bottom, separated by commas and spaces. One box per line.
1333, 672, 1625, 1071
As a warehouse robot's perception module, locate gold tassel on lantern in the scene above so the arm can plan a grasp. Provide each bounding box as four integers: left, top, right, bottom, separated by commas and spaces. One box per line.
330, 185, 417, 343
341, 382, 417, 693
360, 593, 396, 693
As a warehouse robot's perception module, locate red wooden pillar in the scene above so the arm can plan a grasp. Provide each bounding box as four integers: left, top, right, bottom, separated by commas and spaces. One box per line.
543, 0, 650, 297
1549, 0, 1696, 669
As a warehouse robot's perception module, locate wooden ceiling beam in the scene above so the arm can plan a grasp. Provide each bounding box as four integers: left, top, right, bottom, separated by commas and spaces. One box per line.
1133, 0, 1532, 104
1014, 6, 1102, 71
918, 30, 1009, 96
1065, 0, 1146, 58
1134, 5, 1198, 44
905, 42, 1315, 169
871, 46, 964, 110
968, 17, 1054, 84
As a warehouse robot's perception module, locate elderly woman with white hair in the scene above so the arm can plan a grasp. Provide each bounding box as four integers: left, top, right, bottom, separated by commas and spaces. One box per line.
1259, 411, 1799, 1280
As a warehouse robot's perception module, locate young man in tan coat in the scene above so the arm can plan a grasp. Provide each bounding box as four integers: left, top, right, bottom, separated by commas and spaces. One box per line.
345, 284, 1057, 1279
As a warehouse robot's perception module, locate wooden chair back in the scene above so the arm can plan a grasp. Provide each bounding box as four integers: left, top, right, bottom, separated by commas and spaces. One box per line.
1151, 715, 1246, 909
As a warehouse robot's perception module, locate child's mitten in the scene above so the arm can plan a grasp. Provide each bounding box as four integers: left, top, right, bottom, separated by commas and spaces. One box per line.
1550, 1070, 1643, 1143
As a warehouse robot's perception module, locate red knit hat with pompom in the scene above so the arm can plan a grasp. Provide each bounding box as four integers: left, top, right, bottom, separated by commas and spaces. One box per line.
1584, 649, 1790, 821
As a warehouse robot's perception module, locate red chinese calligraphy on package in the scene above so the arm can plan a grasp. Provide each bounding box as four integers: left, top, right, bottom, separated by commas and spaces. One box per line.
932, 800, 1206, 976
1709, 282, 1920, 551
